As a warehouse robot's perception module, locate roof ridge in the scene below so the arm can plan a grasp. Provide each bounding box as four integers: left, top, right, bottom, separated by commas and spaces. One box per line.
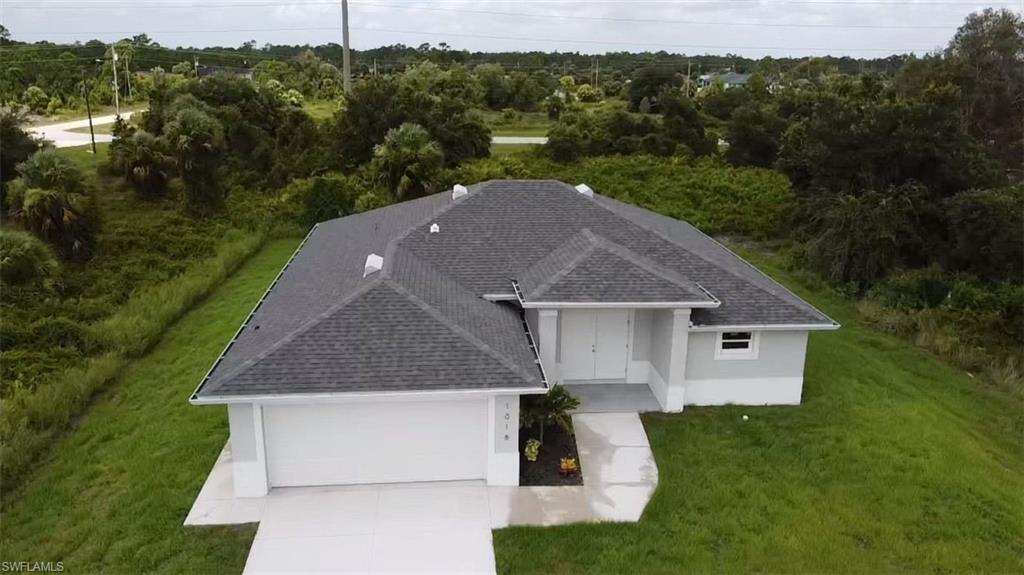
588, 193, 828, 321
200, 277, 387, 395
518, 228, 601, 299
383, 279, 540, 385
588, 234, 715, 302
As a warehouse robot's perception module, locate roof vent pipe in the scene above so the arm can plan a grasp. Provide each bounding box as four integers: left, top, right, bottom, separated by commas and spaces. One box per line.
575, 183, 594, 198
452, 184, 468, 200
429, 223, 440, 233
363, 253, 384, 277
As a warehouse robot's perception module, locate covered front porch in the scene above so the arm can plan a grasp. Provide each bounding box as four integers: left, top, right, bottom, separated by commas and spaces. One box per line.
565, 384, 662, 413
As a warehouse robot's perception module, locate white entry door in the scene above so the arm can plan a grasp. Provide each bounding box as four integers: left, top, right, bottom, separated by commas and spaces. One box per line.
560, 310, 629, 381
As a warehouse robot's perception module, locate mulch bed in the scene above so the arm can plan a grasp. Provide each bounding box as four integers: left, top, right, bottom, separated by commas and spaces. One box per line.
519, 423, 583, 486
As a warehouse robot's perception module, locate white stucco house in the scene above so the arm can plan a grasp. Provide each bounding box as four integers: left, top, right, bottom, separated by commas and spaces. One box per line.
190, 180, 837, 496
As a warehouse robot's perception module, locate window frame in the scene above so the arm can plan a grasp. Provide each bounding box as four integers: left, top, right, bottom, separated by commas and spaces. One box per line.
714, 330, 760, 360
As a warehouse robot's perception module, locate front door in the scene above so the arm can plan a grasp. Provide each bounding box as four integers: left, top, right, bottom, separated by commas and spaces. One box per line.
560, 310, 629, 381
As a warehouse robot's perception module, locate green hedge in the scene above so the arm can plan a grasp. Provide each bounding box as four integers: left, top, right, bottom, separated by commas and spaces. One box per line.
0, 230, 268, 496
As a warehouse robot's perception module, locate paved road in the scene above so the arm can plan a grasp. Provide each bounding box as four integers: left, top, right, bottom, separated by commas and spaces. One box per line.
491, 135, 547, 144
30, 111, 138, 148
32, 111, 547, 148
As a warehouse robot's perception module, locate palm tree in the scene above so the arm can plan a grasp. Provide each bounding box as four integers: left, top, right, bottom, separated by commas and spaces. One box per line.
8, 185, 94, 261
373, 123, 443, 201
162, 106, 225, 212
113, 131, 173, 197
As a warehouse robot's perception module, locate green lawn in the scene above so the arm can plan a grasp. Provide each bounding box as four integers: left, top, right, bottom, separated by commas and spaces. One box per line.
2, 237, 1021, 573
490, 143, 539, 156
68, 123, 115, 135
494, 250, 1024, 574
0, 238, 301, 574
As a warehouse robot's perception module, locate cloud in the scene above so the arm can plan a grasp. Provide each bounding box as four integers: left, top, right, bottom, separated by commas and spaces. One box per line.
5, 0, 1016, 57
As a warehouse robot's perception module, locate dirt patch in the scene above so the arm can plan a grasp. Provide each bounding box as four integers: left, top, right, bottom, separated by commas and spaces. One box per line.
519, 423, 583, 486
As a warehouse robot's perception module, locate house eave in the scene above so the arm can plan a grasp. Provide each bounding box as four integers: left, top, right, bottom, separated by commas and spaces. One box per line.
190, 385, 550, 406
520, 300, 721, 309
688, 322, 841, 332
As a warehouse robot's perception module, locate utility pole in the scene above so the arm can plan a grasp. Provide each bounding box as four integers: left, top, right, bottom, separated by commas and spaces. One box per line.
372, 58, 377, 75
595, 56, 599, 89
685, 60, 692, 96
125, 57, 133, 100
342, 0, 352, 94
111, 45, 120, 116
82, 80, 97, 155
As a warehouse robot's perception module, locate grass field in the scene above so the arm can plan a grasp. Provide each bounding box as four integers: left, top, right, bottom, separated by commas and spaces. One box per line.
490, 143, 539, 155
0, 239, 301, 574
1, 233, 1020, 573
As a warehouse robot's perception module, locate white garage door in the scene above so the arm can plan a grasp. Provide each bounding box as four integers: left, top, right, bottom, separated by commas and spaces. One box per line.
263, 399, 488, 487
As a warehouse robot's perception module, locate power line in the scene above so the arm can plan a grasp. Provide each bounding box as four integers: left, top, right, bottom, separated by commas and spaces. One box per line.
16, 0, 1024, 5
348, 1, 965, 30
7, 25, 941, 53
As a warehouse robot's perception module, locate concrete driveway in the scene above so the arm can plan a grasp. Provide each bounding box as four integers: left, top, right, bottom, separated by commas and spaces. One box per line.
29, 111, 137, 148
244, 482, 495, 574
187, 412, 657, 574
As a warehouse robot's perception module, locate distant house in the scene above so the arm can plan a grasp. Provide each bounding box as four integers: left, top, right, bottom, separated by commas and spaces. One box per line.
698, 71, 751, 89
196, 65, 254, 81
191, 180, 838, 496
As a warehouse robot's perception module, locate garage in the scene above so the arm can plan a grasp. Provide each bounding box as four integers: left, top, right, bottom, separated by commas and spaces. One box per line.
262, 398, 489, 487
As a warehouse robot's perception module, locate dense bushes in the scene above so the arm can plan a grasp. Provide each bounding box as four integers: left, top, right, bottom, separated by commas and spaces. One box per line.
545, 97, 711, 162
445, 154, 792, 239
0, 230, 268, 492
0, 229, 59, 286
330, 68, 491, 170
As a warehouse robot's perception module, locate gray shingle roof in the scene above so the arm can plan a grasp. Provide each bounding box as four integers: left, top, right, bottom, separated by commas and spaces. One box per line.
195, 179, 834, 400
517, 229, 715, 304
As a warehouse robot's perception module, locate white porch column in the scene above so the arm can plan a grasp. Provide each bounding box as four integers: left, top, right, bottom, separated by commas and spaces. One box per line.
227, 403, 269, 497
487, 395, 520, 485
537, 309, 560, 385
664, 308, 691, 412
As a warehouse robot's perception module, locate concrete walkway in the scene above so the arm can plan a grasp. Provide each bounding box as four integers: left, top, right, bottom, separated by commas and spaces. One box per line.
29, 111, 138, 148
186, 412, 657, 574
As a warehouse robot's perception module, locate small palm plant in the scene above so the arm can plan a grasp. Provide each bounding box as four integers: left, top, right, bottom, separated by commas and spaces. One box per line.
520, 385, 580, 443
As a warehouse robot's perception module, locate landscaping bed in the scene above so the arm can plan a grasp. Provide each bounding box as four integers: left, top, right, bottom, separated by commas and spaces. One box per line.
519, 423, 583, 486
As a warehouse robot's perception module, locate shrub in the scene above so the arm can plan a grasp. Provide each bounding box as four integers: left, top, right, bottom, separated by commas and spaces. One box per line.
15, 148, 85, 196
945, 186, 1024, 283
546, 124, 584, 163
0, 229, 59, 287
22, 86, 48, 114
281, 174, 363, 225
524, 438, 541, 462
802, 185, 924, 290
576, 84, 602, 103
45, 96, 62, 116
0, 108, 42, 190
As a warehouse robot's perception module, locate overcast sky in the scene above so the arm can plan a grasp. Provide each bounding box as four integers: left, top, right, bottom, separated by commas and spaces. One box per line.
4, 0, 1021, 58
